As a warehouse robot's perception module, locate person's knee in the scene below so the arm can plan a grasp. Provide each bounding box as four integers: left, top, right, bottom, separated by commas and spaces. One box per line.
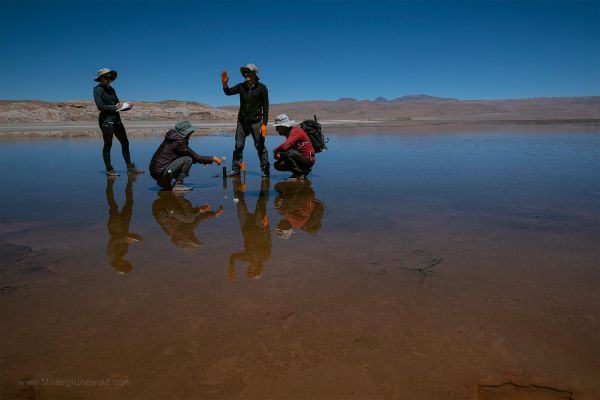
181, 156, 193, 166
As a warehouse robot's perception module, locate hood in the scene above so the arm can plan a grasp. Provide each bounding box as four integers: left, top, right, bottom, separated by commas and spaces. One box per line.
165, 129, 184, 142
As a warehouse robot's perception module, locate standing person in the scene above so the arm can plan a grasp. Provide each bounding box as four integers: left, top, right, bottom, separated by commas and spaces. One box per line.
93, 68, 144, 176
273, 114, 315, 180
149, 120, 222, 192
221, 63, 270, 177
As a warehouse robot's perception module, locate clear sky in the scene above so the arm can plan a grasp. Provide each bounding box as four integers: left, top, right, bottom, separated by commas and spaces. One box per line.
0, 0, 598, 105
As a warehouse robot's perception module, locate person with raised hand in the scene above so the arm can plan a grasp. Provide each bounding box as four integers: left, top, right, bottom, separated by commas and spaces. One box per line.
221, 63, 270, 178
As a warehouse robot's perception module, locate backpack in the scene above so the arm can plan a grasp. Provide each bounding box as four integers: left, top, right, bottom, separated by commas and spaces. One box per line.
299, 115, 328, 153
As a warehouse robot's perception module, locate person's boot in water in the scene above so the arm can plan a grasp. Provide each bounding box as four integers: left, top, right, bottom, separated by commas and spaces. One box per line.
127, 163, 144, 174
172, 176, 192, 192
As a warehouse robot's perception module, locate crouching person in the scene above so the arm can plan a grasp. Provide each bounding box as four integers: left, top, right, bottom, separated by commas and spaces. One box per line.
149, 120, 221, 192
273, 114, 315, 180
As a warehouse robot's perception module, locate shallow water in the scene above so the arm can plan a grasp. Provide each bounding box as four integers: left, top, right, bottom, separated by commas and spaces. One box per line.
1, 131, 599, 399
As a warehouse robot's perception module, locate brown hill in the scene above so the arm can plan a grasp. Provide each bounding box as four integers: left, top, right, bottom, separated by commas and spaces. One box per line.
223, 96, 600, 122
0, 100, 236, 123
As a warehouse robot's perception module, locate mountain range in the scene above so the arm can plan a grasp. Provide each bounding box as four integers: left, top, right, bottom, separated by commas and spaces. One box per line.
1, 96, 598, 124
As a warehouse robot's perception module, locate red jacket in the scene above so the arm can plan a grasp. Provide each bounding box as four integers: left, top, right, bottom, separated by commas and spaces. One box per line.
274, 127, 315, 161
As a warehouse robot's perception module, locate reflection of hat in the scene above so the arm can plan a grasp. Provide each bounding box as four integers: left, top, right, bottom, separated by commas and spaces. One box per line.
112, 259, 132, 274
173, 236, 202, 252
175, 120, 195, 137
276, 228, 294, 240
94, 68, 117, 82
274, 114, 295, 128
276, 220, 294, 239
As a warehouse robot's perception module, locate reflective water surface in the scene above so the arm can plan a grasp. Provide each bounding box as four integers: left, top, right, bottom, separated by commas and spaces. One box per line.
1, 132, 599, 399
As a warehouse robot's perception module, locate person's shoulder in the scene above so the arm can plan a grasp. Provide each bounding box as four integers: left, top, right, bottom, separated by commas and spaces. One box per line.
291, 127, 307, 136
93, 84, 103, 92
258, 82, 268, 90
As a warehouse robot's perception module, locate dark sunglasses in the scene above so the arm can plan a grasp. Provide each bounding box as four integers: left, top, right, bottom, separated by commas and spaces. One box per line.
241, 69, 255, 76
102, 74, 113, 80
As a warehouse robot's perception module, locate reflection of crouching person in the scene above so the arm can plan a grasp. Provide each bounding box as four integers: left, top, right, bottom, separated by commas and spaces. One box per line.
273, 114, 315, 180
149, 121, 221, 192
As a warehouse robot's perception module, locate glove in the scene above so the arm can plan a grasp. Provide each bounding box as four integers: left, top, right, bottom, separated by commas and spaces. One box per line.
213, 156, 222, 165
260, 124, 267, 138
221, 70, 229, 87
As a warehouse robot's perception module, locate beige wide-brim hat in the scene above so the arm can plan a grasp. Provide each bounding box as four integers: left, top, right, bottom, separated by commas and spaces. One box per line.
94, 68, 118, 82
273, 114, 295, 127
240, 63, 259, 79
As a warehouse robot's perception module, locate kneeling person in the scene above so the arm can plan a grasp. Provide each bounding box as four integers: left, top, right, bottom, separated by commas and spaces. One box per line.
273, 114, 315, 180
149, 121, 221, 192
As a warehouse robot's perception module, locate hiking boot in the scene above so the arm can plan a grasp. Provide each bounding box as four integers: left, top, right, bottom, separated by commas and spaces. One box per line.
106, 169, 120, 177
172, 183, 193, 192
127, 163, 144, 174
228, 170, 241, 178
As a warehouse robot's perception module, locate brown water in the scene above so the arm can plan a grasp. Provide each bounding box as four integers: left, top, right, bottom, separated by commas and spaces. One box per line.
1, 132, 599, 399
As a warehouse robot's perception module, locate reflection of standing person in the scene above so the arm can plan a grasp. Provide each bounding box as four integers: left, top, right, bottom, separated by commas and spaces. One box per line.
93, 68, 144, 176
229, 178, 271, 279
106, 175, 143, 274
152, 191, 223, 251
221, 64, 270, 177
274, 180, 326, 240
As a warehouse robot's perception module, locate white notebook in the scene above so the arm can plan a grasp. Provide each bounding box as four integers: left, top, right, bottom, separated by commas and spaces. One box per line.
116, 102, 131, 112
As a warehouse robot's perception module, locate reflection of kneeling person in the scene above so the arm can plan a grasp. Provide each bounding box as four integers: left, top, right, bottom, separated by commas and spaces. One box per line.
274, 180, 326, 240
149, 120, 222, 192
273, 114, 315, 180
152, 191, 223, 251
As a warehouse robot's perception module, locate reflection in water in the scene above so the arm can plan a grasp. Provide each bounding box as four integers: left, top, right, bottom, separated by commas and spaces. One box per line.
105, 175, 143, 274
229, 177, 271, 280
152, 191, 223, 251
273, 180, 326, 240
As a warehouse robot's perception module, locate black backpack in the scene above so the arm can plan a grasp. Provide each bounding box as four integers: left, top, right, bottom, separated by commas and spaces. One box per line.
299, 115, 328, 153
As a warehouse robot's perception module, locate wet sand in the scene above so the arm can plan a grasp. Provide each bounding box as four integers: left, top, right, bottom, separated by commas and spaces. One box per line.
1, 132, 599, 399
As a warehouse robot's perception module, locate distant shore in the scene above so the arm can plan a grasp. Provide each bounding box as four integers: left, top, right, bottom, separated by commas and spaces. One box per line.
0, 119, 598, 138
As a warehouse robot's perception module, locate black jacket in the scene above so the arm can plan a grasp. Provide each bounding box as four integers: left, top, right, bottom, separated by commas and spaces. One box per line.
149, 130, 214, 179
223, 81, 269, 124
93, 84, 121, 124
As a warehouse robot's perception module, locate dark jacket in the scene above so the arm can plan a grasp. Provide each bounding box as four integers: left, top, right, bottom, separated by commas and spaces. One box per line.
223, 81, 269, 124
149, 130, 214, 179
93, 84, 121, 124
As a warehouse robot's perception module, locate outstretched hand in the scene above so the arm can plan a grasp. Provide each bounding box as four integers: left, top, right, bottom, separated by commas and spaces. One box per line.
221, 70, 229, 87
213, 156, 222, 165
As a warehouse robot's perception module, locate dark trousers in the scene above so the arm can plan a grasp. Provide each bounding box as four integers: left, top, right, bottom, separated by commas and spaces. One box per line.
274, 149, 314, 176
232, 121, 270, 173
100, 121, 131, 170
156, 156, 193, 188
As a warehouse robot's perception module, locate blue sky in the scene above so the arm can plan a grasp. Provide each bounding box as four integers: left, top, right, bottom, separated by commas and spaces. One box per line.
0, 0, 598, 105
